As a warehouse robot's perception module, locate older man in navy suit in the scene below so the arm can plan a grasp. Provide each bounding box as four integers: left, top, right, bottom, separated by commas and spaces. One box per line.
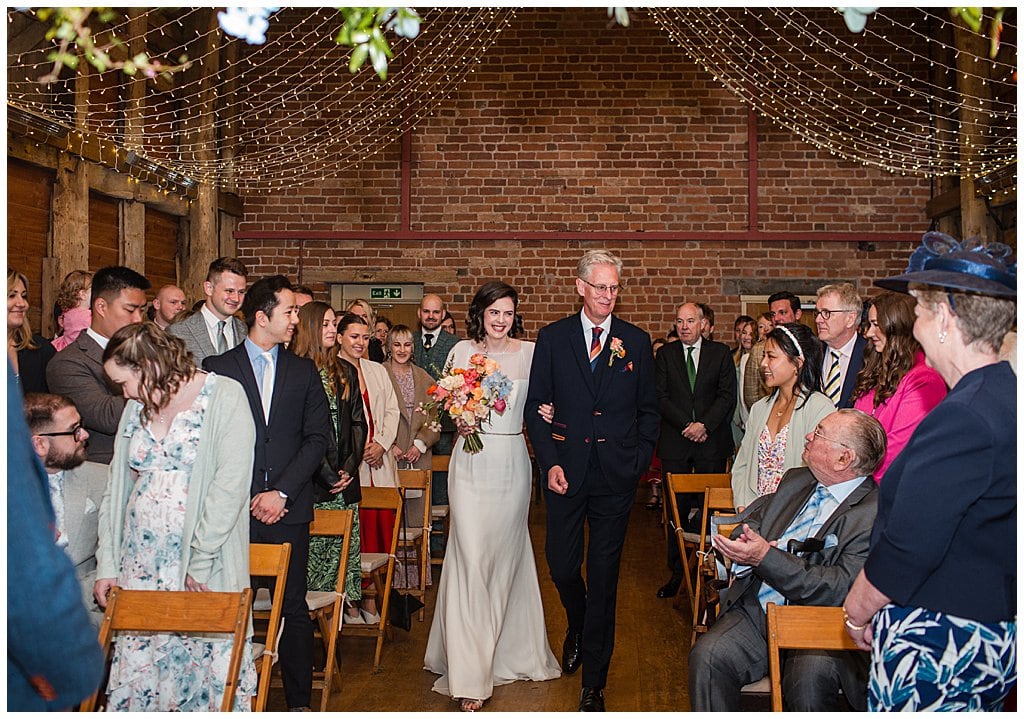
526, 250, 660, 712
814, 283, 867, 409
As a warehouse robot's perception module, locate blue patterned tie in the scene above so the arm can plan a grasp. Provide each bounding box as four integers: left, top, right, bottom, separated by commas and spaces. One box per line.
757, 484, 836, 611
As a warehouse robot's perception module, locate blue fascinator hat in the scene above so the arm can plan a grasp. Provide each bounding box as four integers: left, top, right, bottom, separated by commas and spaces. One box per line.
875, 231, 1016, 299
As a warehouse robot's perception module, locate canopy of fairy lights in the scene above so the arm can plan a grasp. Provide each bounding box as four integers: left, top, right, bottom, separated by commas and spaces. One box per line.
6, 7, 1017, 197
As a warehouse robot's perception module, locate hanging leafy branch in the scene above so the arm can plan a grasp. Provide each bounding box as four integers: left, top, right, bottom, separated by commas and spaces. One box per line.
33, 7, 189, 84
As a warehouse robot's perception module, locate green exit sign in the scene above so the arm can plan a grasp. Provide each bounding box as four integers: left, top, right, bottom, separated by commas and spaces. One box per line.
370, 287, 403, 300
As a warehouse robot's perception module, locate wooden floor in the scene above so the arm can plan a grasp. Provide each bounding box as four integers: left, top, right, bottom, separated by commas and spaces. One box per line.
267, 488, 705, 712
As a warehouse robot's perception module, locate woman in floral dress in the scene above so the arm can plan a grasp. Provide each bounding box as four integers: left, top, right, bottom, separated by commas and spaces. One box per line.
292, 301, 366, 625
94, 322, 257, 711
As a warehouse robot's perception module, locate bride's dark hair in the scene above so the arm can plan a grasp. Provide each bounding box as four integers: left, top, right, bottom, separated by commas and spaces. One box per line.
466, 281, 523, 342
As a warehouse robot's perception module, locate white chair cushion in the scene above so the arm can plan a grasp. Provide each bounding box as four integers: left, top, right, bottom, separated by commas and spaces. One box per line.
741, 676, 770, 693
361, 552, 389, 573
400, 527, 424, 541
305, 590, 339, 611
403, 489, 423, 499
431, 506, 449, 519
253, 587, 273, 612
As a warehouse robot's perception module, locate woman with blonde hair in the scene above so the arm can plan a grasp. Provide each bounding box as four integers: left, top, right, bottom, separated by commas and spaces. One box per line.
851, 292, 946, 481
52, 270, 93, 351
292, 301, 367, 624
336, 311, 400, 622
8, 268, 56, 393
93, 322, 256, 710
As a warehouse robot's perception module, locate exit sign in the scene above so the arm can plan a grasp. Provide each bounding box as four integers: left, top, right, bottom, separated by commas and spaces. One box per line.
370, 287, 403, 300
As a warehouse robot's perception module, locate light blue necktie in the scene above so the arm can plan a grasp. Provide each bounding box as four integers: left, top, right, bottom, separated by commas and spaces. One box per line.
757, 484, 836, 611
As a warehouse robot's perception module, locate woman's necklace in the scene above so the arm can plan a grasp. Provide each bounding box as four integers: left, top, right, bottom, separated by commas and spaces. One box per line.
483, 338, 511, 356
774, 392, 796, 417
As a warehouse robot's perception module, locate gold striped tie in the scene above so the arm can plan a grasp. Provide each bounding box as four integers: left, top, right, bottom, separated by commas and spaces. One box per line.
589, 327, 603, 370
824, 349, 842, 405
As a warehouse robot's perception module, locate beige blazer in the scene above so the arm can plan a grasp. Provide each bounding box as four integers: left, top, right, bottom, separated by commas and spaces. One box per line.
384, 360, 440, 472
358, 358, 400, 488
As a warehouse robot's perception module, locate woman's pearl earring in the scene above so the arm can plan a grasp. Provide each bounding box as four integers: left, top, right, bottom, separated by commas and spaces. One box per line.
938, 331, 947, 344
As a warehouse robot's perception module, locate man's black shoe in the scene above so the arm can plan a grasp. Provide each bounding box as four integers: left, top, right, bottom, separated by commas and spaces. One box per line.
579, 687, 605, 712
656, 577, 682, 598
562, 631, 582, 675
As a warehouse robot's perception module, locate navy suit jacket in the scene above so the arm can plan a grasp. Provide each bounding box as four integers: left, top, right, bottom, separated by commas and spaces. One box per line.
525, 314, 660, 496
837, 334, 867, 409
655, 339, 737, 463
204, 343, 331, 525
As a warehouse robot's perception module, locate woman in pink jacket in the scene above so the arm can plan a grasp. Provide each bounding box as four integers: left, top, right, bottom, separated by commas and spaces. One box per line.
852, 292, 947, 481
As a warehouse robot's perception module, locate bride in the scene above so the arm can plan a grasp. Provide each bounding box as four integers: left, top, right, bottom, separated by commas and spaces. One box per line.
424, 281, 560, 712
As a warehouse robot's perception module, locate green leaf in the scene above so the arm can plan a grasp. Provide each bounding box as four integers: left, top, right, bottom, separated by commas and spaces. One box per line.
349, 43, 369, 73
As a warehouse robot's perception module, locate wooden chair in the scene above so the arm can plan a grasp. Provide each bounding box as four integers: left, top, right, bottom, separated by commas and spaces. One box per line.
664, 472, 732, 611
397, 468, 432, 621
81, 587, 252, 712
766, 603, 862, 711
249, 542, 291, 712
343, 486, 403, 669
691, 486, 734, 644
429, 453, 451, 567
306, 508, 354, 711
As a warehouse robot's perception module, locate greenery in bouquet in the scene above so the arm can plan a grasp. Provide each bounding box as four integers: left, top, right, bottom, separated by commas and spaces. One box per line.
419, 353, 512, 454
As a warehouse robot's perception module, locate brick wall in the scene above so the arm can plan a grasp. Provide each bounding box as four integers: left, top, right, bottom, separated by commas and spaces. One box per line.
236, 8, 931, 338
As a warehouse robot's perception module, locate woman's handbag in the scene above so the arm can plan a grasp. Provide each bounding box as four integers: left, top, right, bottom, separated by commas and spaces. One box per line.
388, 488, 424, 631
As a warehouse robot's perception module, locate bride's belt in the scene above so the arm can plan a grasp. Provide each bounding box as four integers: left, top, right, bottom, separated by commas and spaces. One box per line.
477, 430, 524, 436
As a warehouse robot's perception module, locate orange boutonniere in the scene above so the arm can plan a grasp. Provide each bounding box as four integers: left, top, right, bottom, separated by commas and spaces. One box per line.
608, 337, 626, 366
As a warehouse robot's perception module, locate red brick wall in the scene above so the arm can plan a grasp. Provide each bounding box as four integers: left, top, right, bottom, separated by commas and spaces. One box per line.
236, 8, 930, 338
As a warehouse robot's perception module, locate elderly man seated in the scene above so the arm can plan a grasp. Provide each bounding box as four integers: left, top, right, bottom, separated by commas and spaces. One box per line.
688, 408, 885, 711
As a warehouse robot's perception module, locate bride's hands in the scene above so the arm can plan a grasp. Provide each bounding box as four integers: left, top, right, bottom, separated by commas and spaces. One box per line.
454, 419, 476, 437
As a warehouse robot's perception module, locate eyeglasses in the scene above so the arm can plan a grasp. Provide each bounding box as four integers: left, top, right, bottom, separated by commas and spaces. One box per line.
813, 308, 857, 321
812, 427, 850, 449
36, 423, 87, 441
580, 279, 624, 296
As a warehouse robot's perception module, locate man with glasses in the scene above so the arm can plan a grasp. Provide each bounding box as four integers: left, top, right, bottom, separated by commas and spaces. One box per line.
23, 392, 108, 624
814, 283, 866, 408
526, 249, 660, 712
689, 409, 884, 711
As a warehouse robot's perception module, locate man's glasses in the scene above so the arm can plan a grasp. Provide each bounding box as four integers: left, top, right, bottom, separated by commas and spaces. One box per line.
812, 427, 850, 449
813, 308, 857, 321
36, 423, 87, 441
580, 279, 624, 296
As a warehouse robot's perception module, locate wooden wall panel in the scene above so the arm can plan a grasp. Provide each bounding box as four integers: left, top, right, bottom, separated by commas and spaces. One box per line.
89, 191, 119, 272
7, 159, 54, 333
145, 207, 180, 297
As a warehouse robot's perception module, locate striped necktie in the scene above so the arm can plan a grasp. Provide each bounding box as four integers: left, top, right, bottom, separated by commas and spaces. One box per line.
757, 484, 836, 611
589, 327, 603, 371
823, 349, 842, 406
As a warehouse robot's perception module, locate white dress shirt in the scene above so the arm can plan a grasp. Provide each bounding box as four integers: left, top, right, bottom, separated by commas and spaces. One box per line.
201, 303, 236, 351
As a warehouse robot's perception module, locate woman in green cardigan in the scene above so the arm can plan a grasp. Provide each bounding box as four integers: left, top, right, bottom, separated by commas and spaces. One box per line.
94, 322, 257, 711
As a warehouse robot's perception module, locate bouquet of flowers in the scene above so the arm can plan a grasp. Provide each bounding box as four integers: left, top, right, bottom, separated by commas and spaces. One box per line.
419, 352, 513, 454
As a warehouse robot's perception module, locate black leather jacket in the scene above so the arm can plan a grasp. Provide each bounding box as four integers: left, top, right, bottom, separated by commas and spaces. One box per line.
314, 360, 367, 505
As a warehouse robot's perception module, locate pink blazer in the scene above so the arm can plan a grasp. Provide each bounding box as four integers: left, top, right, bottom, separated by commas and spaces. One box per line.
853, 352, 947, 482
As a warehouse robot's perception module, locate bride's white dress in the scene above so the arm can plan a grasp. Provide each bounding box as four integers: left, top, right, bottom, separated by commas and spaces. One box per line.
423, 340, 561, 700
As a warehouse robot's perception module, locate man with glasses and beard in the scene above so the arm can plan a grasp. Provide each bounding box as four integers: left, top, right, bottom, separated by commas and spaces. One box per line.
24, 392, 108, 624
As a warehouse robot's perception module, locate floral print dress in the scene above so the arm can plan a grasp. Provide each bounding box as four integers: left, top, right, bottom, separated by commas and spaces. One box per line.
756, 423, 789, 498
106, 375, 256, 711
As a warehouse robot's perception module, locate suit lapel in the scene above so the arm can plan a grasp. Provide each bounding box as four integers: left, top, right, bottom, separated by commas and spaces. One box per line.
188, 314, 216, 358
764, 471, 816, 541
816, 477, 872, 538
594, 317, 623, 400
230, 345, 267, 429
268, 346, 290, 427
62, 468, 87, 562
569, 320, 598, 395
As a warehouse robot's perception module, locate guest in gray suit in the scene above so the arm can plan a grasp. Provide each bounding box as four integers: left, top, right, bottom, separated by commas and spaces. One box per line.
46, 266, 150, 463
24, 392, 108, 624
689, 408, 884, 711
167, 257, 248, 364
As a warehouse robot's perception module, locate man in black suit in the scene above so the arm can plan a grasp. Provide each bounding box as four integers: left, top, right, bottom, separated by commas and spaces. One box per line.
203, 275, 331, 711
46, 266, 150, 463
654, 302, 737, 599
526, 250, 660, 712
689, 409, 884, 711
814, 283, 867, 408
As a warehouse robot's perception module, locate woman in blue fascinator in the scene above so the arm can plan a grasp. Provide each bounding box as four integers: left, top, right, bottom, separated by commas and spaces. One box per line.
841, 232, 1017, 711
